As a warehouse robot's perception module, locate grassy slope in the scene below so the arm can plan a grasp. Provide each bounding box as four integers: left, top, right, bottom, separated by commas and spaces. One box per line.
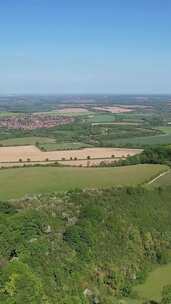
0, 164, 167, 200
0, 137, 55, 146
111, 133, 171, 146
39, 141, 92, 151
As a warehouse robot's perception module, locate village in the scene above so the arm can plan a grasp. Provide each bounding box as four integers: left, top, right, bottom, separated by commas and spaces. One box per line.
0, 114, 74, 130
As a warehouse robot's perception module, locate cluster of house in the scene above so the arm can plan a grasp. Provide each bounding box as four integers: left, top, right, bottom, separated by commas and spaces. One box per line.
0, 114, 74, 130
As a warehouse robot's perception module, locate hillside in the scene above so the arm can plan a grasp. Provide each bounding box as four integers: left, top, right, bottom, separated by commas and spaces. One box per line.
0, 187, 171, 303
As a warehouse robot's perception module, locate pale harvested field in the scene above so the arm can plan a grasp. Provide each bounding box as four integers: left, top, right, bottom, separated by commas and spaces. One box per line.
0, 146, 142, 163
56, 107, 88, 113
93, 106, 133, 113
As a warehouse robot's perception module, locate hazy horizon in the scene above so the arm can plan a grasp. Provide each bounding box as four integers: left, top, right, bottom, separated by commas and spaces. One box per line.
0, 1, 171, 94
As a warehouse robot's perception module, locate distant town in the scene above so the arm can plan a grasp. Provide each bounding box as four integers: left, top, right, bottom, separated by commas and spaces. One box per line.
0, 114, 74, 130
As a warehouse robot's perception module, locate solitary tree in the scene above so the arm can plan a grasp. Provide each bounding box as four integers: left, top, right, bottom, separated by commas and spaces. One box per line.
87, 160, 90, 167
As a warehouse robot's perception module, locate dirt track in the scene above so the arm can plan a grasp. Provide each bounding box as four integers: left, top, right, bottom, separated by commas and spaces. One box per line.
0, 146, 142, 163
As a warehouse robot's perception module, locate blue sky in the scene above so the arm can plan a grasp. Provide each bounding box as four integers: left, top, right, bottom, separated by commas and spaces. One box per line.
0, 0, 171, 94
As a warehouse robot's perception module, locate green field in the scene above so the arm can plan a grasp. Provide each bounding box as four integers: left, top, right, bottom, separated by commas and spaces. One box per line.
0, 136, 55, 146
156, 126, 171, 134
0, 164, 167, 200
39, 141, 92, 151
0, 111, 20, 117
133, 263, 171, 302
86, 113, 116, 123
110, 126, 171, 147
112, 133, 171, 147
86, 112, 151, 124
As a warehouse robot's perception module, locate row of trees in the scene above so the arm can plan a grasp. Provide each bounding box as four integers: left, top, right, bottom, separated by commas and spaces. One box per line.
18, 155, 92, 163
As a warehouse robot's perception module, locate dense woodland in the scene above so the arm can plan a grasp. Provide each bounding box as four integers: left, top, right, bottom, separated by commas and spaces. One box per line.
109, 146, 171, 167
0, 187, 171, 303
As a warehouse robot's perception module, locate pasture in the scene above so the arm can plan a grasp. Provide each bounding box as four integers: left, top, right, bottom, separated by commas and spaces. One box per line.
39, 141, 92, 151
0, 111, 20, 117
86, 112, 147, 124
0, 164, 167, 200
111, 133, 171, 147
86, 113, 116, 123
0, 136, 55, 146
156, 126, 171, 134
